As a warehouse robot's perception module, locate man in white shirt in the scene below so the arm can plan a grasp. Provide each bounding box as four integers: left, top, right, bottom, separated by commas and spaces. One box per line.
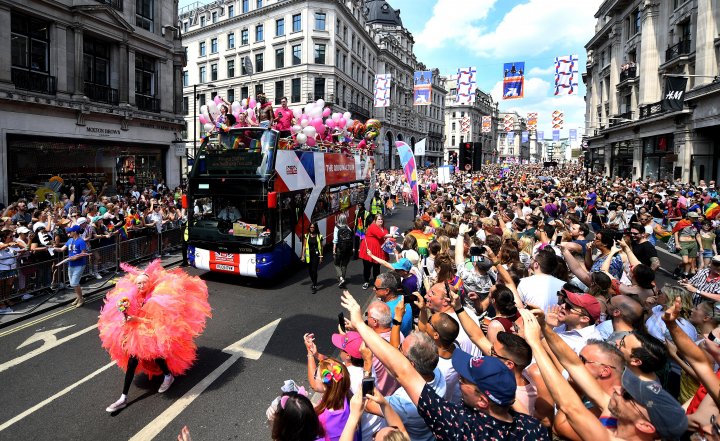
517, 248, 565, 312
549, 289, 601, 354
424, 282, 483, 357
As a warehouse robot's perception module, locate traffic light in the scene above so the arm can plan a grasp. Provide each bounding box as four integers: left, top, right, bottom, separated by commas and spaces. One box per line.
459, 143, 473, 171
473, 142, 483, 170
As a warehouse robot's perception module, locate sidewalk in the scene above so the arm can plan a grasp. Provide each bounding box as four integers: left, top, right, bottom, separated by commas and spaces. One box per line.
0, 252, 184, 329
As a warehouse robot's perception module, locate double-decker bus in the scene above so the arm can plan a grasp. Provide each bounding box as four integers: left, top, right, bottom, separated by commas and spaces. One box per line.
186, 127, 374, 279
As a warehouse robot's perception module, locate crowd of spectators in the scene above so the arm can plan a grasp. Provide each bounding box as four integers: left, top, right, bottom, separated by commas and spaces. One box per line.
0, 181, 186, 313
266, 164, 720, 441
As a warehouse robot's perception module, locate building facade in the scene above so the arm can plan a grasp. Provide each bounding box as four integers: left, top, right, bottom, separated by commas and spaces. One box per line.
443, 76, 497, 167
180, 0, 442, 170
0, 0, 186, 203
584, 0, 720, 183
496, 111, 530, 163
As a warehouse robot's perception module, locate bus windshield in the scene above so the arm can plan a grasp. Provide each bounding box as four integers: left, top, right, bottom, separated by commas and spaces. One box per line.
190, 195, 273, 246
193, 128, 277, 177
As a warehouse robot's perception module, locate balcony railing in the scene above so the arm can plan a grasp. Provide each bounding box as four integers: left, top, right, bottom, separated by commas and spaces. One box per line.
348, 103, 369, 119
135, 94, 160, 113
665, 39, 692, 63
85, 82, 119, 105
427, 131, 443, 139
619, 65, 637, 82
639, 100, 665, 119
94, 0, 123, 11
11, 68, 57, 95
609, 111, 633, 126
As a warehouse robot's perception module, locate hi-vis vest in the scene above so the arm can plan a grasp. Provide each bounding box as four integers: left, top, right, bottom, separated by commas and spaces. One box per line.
370, 198, 383, 215
304, 233, 323, 263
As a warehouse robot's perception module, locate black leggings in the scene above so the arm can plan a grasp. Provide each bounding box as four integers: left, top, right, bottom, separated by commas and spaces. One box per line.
123, 356, 171, 395
308, 255, 320, 285
362, 259, 380, 283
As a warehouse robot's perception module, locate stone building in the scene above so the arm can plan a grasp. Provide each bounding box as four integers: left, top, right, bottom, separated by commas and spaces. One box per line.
496, 111, 529, 163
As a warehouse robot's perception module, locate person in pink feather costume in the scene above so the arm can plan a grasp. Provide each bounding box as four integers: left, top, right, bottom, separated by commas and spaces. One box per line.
98, 260, 211, 412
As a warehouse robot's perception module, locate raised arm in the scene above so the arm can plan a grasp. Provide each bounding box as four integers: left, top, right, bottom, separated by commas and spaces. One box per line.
450, 292, 491, 355
561, 245, 592, 286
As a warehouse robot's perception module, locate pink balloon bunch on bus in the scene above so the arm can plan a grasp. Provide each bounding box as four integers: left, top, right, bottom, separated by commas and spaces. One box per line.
289, 98, 355, 147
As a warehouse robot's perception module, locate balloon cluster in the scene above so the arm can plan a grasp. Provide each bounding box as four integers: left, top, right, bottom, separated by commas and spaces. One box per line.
198, 95, 260, 135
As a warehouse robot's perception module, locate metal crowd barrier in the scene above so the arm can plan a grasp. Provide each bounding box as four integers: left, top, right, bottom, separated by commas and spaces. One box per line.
0, 225, 185, 307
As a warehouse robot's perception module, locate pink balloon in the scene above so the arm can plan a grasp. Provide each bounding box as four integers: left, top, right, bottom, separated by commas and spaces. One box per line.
198, 114, 208, 124
214, 96, 223, 105
322, 107, 332, 118
325, 119, 335, 128
248, 98, 257, 108
306, 137, 316, 146
338, 118, 346, 128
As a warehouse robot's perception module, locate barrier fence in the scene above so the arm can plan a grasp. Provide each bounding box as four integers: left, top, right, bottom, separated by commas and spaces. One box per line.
1, 226, 184, 307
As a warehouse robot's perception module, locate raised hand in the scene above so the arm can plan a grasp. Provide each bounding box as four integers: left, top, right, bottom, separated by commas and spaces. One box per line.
449, 291, 462, 311
341, 290, 363, 327
662, 296, 682, 324
303, 333, 317, 356
519, 309, 542, 345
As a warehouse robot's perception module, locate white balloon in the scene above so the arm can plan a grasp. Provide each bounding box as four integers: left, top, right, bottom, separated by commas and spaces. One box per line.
293, 108, 302, 119
316, 99, 325, 108
343, 112, 351, 121
311, 107, 323, 118
345, 118, 354, 128
296, 133, 307, 144
203, 123, 215, 132
200, 105, 208, 115
291, 124, 302, 133
303, 126, 317, 137
300, 119, 310, 128
332, 113, 341, 122
207, 101, 219, 116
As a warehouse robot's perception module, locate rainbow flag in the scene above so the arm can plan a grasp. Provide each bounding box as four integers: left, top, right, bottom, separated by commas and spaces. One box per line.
410, 230, 435, 257
705, 203, 720, 220
396, 141, 419, 207
654, 230, 672, 243
355, 216, 367, 240
429, 218, 442, 229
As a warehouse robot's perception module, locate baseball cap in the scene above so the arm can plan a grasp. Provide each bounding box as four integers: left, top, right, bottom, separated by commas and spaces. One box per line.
33, 222, 47, 232
16, 226, 30, 234
76, 217, 88, 226
391, 258, 412, 272
451, 350, 516, 406
66, 225, 82, 234
331, 331, 362, 359
621, 369, 688, 439
401, 249, 420, 266
563, 290, 601, 322
711, 255, 720, 264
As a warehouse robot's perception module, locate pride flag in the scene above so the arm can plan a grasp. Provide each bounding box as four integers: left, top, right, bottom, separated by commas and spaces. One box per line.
705, 203, 720, 220
396, 141, 419, 207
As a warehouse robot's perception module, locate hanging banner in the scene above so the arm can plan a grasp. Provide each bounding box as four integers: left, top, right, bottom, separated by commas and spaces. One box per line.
537, 130, 544, 140
503, 115, 514, 132
481, 116, 492, 133
552, 110, 564, 129
527, 112, 538, 131
396, 141, 419, 206
374, 74, 391, 107
569, 129, 577, 142
460, 116, 471, 134
554, 55, 579, 95
662, 76, 688, 111
503, 62, 525, 100
413, 71, 432, 105
552, 130, 560, 142
414, 138, 426, 156
456, 67, 477, 104
507, 132, 515, 143
522, 131, 529, 143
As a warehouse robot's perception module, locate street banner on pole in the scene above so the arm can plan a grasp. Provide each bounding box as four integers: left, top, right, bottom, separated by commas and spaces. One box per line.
503, 62, 525, 99
569, 129, 577, 142
456, 67, 477, 104
554, 55, 579, 95
504, 115, 514, 132
552, 110, 564, 129
481, 116, 492, 133
552, 130, 560, 141
413, 71, 432, 105
374, 74, 391, 107
527, 112, 538, 131
662, 76, 688, 111
522, 131, 529, 143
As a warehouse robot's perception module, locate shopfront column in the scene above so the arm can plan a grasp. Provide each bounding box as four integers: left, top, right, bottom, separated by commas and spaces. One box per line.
695, 0, 715, 85
52, 23, 69, 95
638, 2, 661, 105
0, 5, 12, 86
118, 42, 129, 104
128, 48, 136, 106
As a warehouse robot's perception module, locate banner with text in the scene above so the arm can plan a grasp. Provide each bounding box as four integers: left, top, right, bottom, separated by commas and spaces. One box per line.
662, 76, 688, 111
503, 62, 525, 100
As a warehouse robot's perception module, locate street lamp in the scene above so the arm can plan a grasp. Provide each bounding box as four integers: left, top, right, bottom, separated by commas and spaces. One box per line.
192, 82, 216, 160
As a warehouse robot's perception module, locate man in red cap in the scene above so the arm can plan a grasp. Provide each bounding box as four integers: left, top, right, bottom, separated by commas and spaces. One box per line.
545, 288, 602, 354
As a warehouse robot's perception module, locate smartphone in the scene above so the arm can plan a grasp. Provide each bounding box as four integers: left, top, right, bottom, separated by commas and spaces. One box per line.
555, 235, 562, 245
403, 293, 416, 306
338, 312, 346, 333
361, 377, 375, 396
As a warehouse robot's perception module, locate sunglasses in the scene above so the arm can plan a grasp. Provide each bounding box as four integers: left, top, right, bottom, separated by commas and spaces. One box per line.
579, 353, 617, 370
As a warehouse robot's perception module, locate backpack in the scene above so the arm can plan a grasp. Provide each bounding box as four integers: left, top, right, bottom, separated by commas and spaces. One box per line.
336, 226, 354, 255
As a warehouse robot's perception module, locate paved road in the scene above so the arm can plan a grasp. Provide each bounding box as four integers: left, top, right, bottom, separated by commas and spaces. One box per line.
0, 207, 683, 441
0, 205, 415, 441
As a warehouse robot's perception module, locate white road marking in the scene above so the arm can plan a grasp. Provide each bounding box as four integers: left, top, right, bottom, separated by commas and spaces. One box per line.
0, 361, 115, 432
0, 324, 97, 373
129, 319, 281, 441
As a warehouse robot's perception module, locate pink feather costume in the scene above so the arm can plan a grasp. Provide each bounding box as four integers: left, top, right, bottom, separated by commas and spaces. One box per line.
98, 260, 212, 377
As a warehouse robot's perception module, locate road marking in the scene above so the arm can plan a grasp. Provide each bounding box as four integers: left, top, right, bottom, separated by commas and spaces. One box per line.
0, 361, 115, 432
0, 324, 97, 373
129, 318, 281, 441
0, 306, 80, 338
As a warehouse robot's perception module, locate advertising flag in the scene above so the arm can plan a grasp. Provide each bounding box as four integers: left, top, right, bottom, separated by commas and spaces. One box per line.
569, 129, 577, 142
460, 116, 471, 134
503, 62, 525, 100
662, 76, 688, 111
522, 131, 529, 143
552, 130, 560, 142
554, 55, 579, 95
503, 115, 514, 132
481, 116, 492, 133
537, 130, 544, 140
507, 132, 515, 143
374, 74, 391, 107
396, 141, 419, 206
456, 67, 477, 104
527, 112, 538, 131
552, 110, 564, 129
413, 71, 432, 105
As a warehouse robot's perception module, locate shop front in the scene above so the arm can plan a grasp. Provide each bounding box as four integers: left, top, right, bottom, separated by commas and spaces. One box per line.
7, 135, 166, 200
610, 141, 634, 179
642, 134, 675, 181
